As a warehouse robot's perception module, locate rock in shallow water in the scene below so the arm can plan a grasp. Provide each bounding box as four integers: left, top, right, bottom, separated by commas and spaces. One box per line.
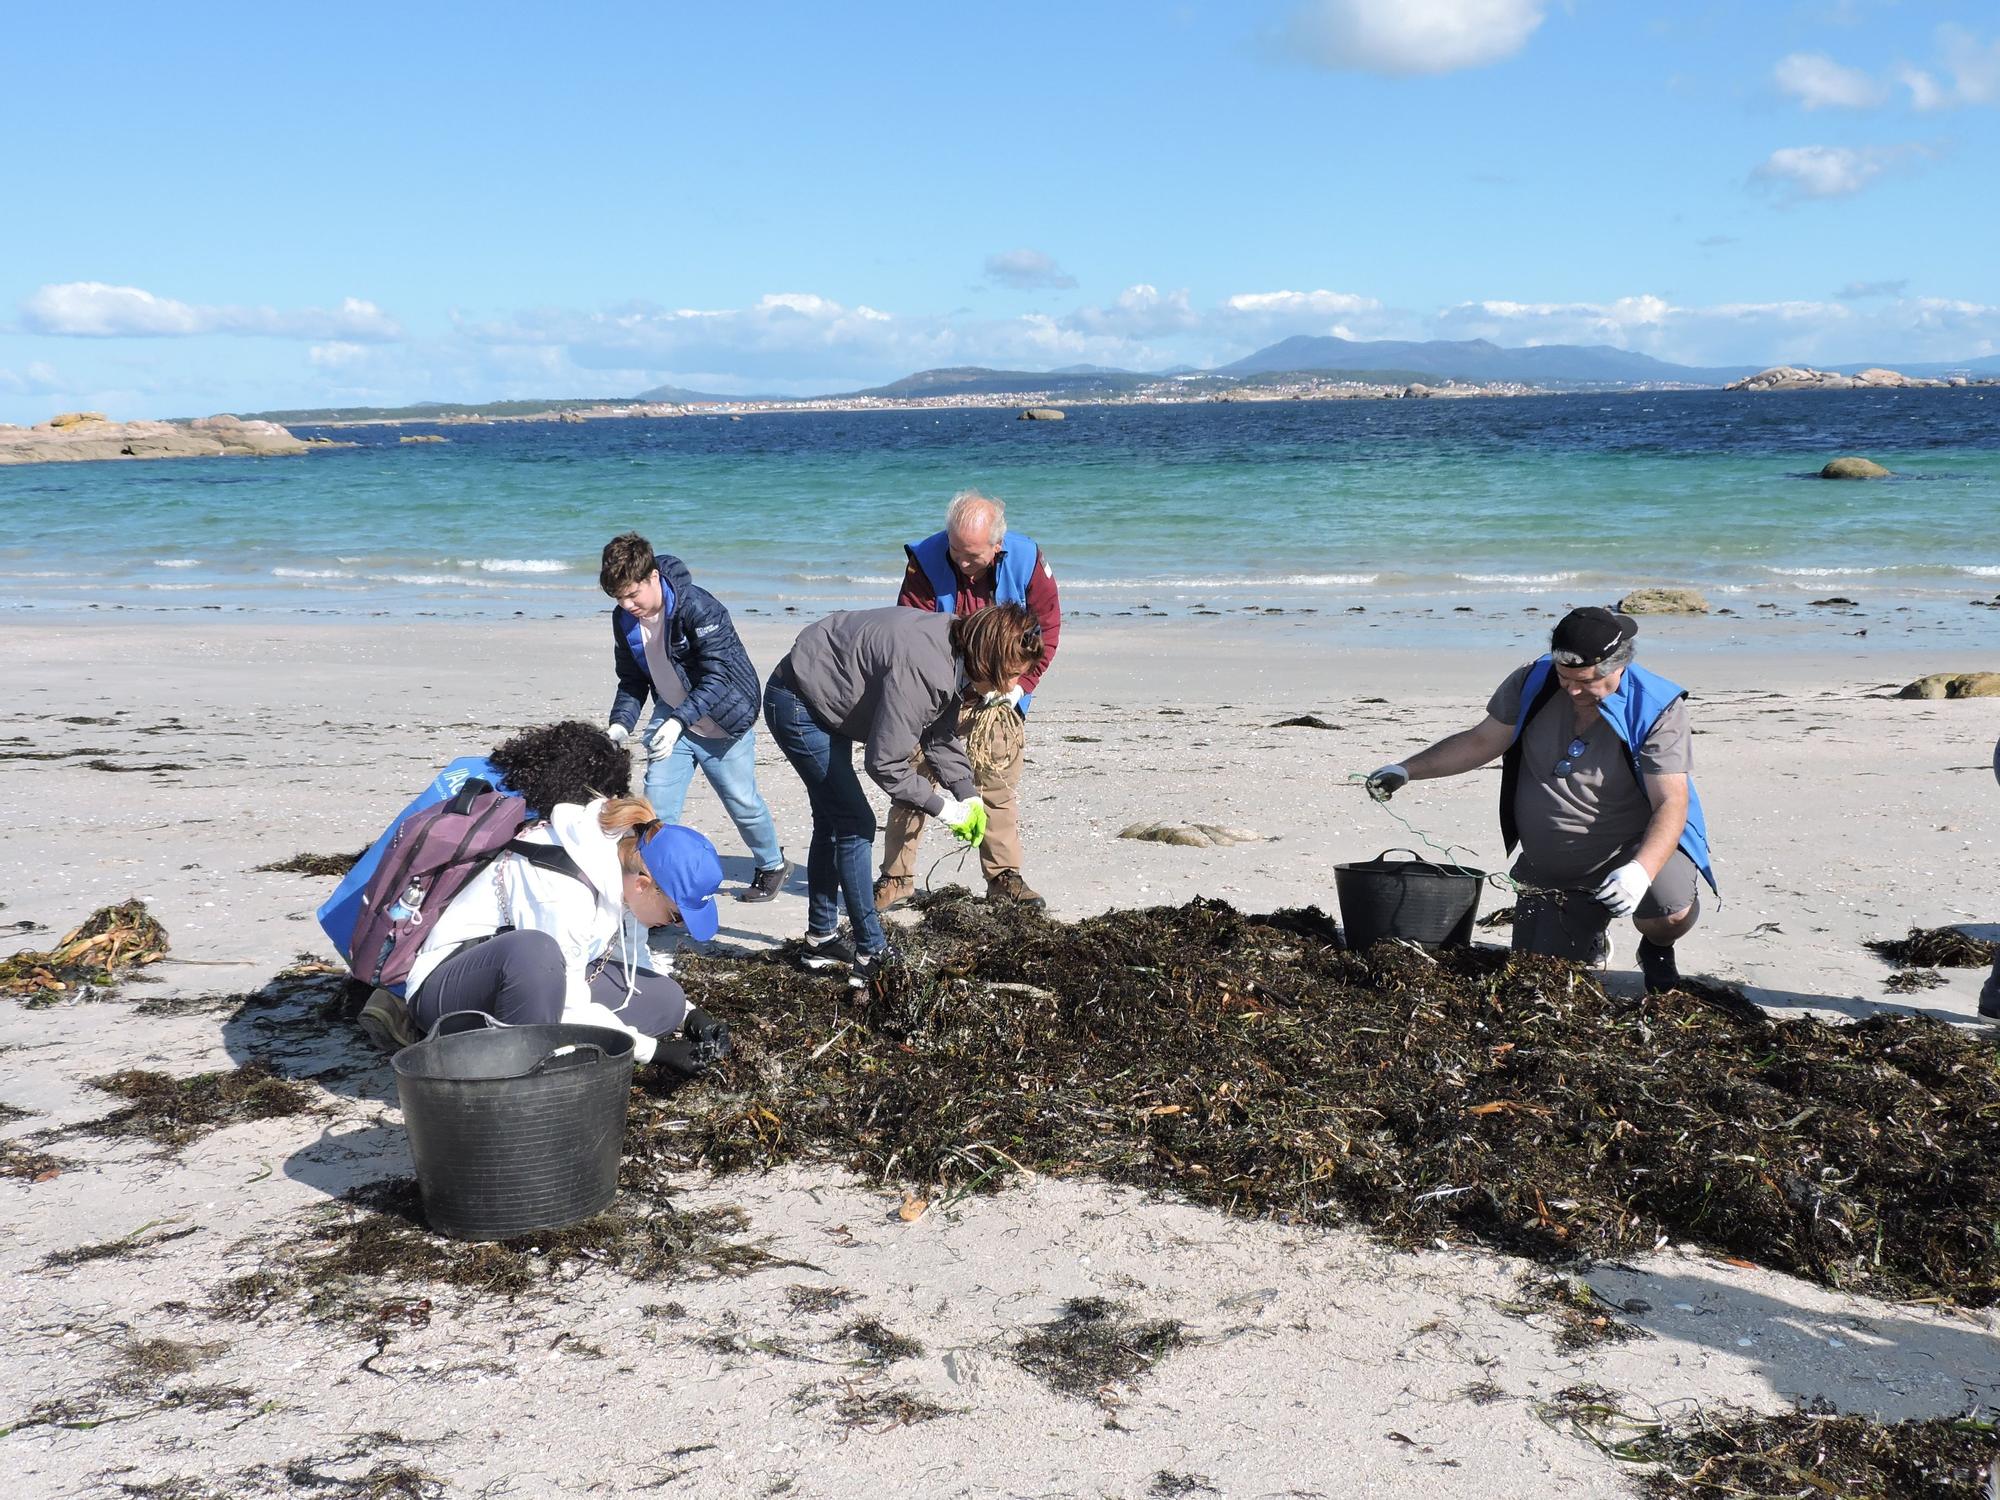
1820, 455, 1891, 479
1617, 586, 1709, 615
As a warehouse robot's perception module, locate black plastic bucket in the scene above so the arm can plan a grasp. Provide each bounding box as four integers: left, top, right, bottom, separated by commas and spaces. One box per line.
392, 1012, 635, 1241
1335, 847, 1485, 950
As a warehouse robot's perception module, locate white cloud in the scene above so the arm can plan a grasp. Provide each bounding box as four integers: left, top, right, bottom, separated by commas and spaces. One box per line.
1928, 23, 2000, 106
1282, 0, 1545, 76
0, 361, 67, 398
1773, 52, 1887, 109
1751, 143, 1929, 200
1223, 289, 1380, 318
18, 283, 402, 341
984, 249, 1078, 291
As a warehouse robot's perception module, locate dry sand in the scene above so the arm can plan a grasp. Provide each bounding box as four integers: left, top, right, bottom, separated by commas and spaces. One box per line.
2, 613, 1996, 1498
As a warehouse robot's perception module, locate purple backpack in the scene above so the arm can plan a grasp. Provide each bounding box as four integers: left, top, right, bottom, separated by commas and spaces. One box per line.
346, 782, 566, 996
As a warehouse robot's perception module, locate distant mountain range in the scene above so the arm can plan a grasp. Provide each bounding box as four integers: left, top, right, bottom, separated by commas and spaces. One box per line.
239, 336, 2000, 424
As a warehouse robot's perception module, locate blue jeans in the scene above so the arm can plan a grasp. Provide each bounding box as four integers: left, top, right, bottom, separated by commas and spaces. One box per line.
762, 671, 886, 954
642, 714, 784, 871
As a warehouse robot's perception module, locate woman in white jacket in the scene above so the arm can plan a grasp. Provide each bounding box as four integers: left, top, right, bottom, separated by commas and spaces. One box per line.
394, 795, 729, 1072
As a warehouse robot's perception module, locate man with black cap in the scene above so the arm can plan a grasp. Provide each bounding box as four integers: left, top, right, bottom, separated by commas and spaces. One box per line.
1364, 606, 1717, 992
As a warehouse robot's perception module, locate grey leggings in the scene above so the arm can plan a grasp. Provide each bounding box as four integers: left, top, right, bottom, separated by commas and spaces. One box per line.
408, 928, 689, 1038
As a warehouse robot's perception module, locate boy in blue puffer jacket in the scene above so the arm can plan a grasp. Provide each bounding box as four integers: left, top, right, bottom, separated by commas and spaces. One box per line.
600, 532, 790, 906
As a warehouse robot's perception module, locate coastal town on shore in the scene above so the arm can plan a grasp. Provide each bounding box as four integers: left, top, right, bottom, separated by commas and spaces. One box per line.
4, 362, 1997, 464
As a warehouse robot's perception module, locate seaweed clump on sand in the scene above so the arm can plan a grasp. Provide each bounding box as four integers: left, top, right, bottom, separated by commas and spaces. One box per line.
1011, 1297, 1189, 1401
80, 1062, 318, 1149
1869, 926, 1999, 969
666, 892, 2000, 1306
0, 900, 168, 1004
1556, 1400, 2000, 1500
253, 849, 366, 877
213, 1177, 786, 1329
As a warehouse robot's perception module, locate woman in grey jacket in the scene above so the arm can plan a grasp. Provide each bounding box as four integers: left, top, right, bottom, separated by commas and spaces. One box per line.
764, 603, 1044, 987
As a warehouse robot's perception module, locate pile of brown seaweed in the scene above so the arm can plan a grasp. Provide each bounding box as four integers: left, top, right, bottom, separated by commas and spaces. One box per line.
1869, 926, 1998, 969
1555, 1397, 2000, 1499
0, 900, 168, 1004
667, 892, 2000, 1306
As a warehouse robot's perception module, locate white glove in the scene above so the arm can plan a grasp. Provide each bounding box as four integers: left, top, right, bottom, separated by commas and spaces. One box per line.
606, 723, 630, 747
1595, 861, 1650, 917
980, 684, 1025, 711
1365, 764, 1409, 801
645, 718, 683, 761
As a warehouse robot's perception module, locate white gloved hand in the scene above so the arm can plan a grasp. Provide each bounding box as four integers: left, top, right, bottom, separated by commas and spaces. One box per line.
645, 718, 683, 761
606, 723, 630, 747
1365, 763, 1409, 801
1595, 861, 1650, 917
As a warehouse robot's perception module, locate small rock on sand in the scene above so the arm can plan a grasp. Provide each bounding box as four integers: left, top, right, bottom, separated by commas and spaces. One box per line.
1119, 821, 1267, 848
1895, 672, 2000, 700
1618, 587, 1709, 615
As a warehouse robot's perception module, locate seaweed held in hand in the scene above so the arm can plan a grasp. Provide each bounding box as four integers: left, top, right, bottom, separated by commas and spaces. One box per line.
0, 899, 168, 1003
1869, 926, 1999, 969
668, 893, 2000, 1306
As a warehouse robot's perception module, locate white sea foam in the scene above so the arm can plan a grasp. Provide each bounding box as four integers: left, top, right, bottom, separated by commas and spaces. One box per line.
1760, 566, 1884, 577
470, 558, 569, 574
153, 559, 201, 569
144, 583, 212, 591
273, 567, 356, 579
789, 572, 903, 585
1963, 564, 2000, 577
1455, 571, 1579, 584
374, 573, 505, 588
1074, 573, 1380, 589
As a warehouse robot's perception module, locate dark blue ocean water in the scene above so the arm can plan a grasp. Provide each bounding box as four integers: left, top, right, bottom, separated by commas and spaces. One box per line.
3, 388, 1997, 625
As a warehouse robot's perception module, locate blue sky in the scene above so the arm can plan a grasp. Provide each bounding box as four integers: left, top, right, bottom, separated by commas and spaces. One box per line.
4, 0, 1997, 420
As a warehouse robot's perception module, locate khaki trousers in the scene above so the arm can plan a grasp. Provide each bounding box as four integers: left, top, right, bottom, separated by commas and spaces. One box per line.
881, 707, 1025, 883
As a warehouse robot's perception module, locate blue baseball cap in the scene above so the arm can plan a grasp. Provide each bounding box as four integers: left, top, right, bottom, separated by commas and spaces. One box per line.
637, 824, 722, 942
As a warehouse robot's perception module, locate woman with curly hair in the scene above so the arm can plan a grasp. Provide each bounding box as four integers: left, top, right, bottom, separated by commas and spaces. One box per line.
487, 720, 631, 813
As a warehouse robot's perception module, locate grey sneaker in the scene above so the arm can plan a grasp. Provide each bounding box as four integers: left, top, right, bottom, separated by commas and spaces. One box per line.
358, 988, 418, 1053
736, 858, 791, 903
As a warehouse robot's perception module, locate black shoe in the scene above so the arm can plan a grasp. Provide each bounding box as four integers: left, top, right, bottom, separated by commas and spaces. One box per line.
793, 932, 856, 972
736, 858, 791, 903
848, 945, 898, 992
1637, 937, 1682, 995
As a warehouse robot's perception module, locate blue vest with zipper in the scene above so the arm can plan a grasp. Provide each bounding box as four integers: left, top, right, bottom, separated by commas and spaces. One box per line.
1505, 655, 1718, 893
905, 529, 1042, 712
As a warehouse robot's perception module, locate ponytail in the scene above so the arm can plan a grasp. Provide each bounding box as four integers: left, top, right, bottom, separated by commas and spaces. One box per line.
599, 795, 661, 875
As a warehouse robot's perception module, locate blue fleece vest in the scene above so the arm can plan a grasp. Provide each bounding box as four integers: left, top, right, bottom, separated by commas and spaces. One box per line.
906, 530, 1042, 712
1508, 656, 1717, 893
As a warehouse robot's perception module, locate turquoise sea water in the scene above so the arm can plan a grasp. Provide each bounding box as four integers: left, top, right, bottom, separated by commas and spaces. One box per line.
3, 389, 1998, 637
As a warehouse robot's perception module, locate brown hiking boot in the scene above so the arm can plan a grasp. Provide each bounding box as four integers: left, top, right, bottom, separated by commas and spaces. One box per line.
986, 870, 1045, 910
873, 874, 914, 912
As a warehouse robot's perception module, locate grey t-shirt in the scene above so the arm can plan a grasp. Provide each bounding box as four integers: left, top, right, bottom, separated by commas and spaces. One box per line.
1487, 663, 1692, 887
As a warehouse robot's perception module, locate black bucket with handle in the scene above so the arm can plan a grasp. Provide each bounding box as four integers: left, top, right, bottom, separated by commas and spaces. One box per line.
391, 1011, 635, 1241
1335, 847, 1486, 951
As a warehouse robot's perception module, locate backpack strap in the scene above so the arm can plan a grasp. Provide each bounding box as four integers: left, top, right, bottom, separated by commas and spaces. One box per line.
502, 837, 592, 892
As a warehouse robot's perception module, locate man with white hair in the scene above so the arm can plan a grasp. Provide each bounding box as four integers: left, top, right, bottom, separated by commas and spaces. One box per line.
1364, 606, 1716, 992
878, 489, 1062, 911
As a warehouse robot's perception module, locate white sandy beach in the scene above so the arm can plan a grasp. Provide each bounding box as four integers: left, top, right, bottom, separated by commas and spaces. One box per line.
2, 612, 1997, 1498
